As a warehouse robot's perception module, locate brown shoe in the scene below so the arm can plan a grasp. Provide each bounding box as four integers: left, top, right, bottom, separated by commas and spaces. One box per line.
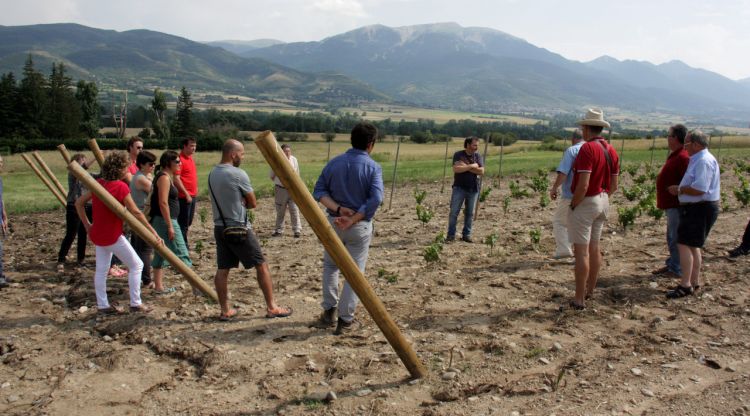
314, 307, 337, 328
130, 304, 153, 313
334, 318, 360, 335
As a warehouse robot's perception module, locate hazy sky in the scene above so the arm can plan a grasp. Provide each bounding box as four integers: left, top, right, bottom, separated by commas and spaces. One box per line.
2, 0, 749, 80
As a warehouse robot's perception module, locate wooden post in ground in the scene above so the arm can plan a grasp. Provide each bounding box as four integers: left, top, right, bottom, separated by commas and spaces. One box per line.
387, 136, 402, 211
440, 136, 451, 193
649, 134, 657, 170
474, 134, 490, 218
57, 144, 72, 164
32, 151, 67, 198
21, 154, 66, 207
618, 130, 625, 165
716, 135, 723, 163
255, 131, 427, 379
497, 135, 505, 185
67, 161, 219, 302
88, 138, 105, 167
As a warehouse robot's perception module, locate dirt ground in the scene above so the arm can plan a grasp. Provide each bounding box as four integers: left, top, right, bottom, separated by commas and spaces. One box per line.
0, 171, 749, 416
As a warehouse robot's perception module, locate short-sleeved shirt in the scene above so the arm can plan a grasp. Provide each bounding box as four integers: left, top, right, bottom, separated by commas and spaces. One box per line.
571, 137, 620, 197
678, 149, 721, 203
208, 164, 254, 227
313, 148, 384, 221
176, 153, 198, 198
66, 173, 86, 204
452, 150, 483, 192
656, 148, 689, 209
129, 171, 150, 211
271, 155, 299, 186
556, 141, 584, 200
127, 162, 138, 175
89, 179, 130, 246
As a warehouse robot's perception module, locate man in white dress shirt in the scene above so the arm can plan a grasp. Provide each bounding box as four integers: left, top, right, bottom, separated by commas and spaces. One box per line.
271, 144, 302, 238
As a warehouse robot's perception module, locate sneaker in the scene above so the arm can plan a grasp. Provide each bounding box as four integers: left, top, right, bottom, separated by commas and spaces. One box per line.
294, 232, 301, 238
666, 285, 693, 299
0, 277, 8, 289
271, 231, 282, 237
445, 235, 456, 242
461, 235, 473, 243
315, 307, 337, 328
334, 318, 360, 335
728, 245, 750, 258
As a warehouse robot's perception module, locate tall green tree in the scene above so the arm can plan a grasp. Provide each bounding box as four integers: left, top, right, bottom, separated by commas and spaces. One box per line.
46, 62, 80, 140
0, 72, 20, 138
75, 80, 99, 138
151, 88, 170, 140
171, 86, 196, 138
18, 55, 48, 139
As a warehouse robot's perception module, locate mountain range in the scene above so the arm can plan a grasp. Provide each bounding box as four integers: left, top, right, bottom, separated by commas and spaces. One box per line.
1, 22, 749, 122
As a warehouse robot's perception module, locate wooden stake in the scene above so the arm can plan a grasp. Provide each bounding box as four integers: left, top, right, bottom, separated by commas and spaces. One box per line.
88, 138, 105, 167
254, 131, 427, 379
497, 135, 505, 184
649, 134, 657, 169
21, 154, 66, 207
474, 134, 490, 218
57, 144, 72, 164
387, 136, 401, 211
716, 135, 723, 163
32, 151, 67, 198
440, 136, 451, 193
67, 161, 218, 301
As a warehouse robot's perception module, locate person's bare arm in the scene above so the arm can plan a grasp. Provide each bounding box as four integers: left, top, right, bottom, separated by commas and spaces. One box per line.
609, 175, 619, 195
136, 175, 152, 193
550, 172, 566, 200
668, 185, 705, 196
243, 190, 257, 210
453, 161, 479, 173
173, 175, 192, 203
157, 175, 174, 240
318, 196, 355, 216
123, 194, 162, 244
75, 192, 93, 232
1, 200, 7, 236
469, 165, 485, 175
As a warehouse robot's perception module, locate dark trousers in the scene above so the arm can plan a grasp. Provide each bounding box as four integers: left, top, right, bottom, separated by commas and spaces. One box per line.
742, 218, 750, 248
58, 203, 92, 264
131, 233, 153, 285
178, 196, 197, 249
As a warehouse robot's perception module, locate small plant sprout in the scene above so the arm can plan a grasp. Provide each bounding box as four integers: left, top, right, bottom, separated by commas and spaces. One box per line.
484, 230, 499, 255
247, 209, 256, 224
618, 206, 639, 230
416, 204, 434, 224
529, 169, 549, 193
194, 240, 204, 256
414, 187, 427, 204
721, 191, 731, 212
502, 195, 511, 214
198, 207, 208, 225
509, 180, 530, 199
734, 175, 750, 207
434, 231, 446, 245
424, 243, 442, 262
539, 193, 550, 208
378, 268, 399, 283
529, 227, 541, 249
479, 186, 492, 203
624, 163, 639, 177
622, 185, 643, 201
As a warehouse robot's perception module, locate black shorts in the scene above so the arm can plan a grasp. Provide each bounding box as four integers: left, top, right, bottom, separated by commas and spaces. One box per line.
677, 201, 719, 248
214, 226, 265, 269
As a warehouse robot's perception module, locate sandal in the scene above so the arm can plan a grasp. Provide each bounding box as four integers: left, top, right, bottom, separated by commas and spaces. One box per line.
219, 309, 238, 321
666, 285, 693, 299
266, 306, 293, 319
130, 304, 153, 313
153, 287, 176, 295
97, 306, 124, 316
568, 300, 586, 310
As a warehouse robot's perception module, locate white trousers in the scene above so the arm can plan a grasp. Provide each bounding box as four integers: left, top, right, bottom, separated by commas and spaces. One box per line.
94, 235, 144, 308
553, 197, 573, 257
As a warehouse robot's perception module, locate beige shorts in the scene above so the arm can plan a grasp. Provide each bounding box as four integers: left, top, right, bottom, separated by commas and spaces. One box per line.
568, 193, 609, 245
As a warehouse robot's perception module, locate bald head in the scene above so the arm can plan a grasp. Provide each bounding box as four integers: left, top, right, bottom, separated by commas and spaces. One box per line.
221, 139, 245, 167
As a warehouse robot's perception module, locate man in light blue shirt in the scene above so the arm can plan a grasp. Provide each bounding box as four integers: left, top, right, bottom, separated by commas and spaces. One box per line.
313, 122, 384, 335
665, 130, 720, 299
549, 129, 584, 258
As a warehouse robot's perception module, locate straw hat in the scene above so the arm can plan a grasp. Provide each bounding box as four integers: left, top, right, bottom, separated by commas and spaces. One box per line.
577, 108, 610, 128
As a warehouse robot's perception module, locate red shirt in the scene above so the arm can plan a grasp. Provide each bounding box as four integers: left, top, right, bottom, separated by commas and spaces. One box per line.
89, 179, 130, 246
656, 148, 689, 209
571, 137, 620, 197
127, 162, 138, 175
176, 153, 197, 198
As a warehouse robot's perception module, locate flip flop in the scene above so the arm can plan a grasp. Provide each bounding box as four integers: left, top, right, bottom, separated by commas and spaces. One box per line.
266, 306, 293, 319
153, 287, 176, 295
219, 309, 238, 321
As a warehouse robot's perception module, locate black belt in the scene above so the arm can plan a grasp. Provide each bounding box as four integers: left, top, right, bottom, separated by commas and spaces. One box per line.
275, 184, 286, 189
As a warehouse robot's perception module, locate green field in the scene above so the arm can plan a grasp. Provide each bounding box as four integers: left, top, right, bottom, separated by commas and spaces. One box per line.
4, 136, 750, 214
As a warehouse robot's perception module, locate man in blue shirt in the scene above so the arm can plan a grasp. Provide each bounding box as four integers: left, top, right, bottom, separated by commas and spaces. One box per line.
549, 129, 583, 258
446, 137, 484, 242
313, 122, 384, 335
665, 130, 720, 299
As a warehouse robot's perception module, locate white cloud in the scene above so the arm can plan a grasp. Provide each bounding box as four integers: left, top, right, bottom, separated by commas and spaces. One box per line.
310, 0, 367, 17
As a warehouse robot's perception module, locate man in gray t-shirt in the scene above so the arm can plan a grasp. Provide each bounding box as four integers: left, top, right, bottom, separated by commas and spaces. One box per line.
207, 139, 292, 320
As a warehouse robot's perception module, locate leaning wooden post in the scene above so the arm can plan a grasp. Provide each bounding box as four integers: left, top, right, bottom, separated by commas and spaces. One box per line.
32, 151, 67, 198
255, 131, 427, 379
474, 134, 490, 218
67, 161, 219, 302
57, 144, 72, 164
88, 138, 105, 167
387, 136, 402, 211
21, 154, 66, 207
440, 136, 451, 193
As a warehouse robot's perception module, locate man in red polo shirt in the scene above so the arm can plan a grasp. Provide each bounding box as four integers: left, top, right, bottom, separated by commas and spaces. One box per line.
567, 108, 619, 310
174, 137, 198, 249
653, 124, 689, 277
